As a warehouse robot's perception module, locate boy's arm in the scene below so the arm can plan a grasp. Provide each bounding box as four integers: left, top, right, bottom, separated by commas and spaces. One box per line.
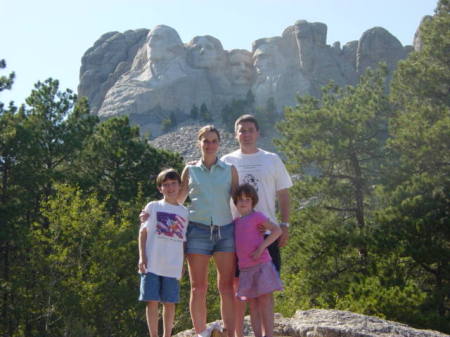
138, 226, 148, 273
250, 220, 282, 260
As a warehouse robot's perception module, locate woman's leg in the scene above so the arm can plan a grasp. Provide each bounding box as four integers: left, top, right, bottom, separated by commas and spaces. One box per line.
187, 253, 211, 334
233, 278, 246, 337
162, 302, 175, 337
213, 252, 236, 337
146, 301, 159, 337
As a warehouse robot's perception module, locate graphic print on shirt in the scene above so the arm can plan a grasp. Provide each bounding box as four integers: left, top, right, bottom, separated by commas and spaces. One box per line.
156, 211, 186, 240
243, 173, 260, 192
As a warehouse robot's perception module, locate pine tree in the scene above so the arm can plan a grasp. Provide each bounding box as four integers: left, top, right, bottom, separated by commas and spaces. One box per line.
200, 103, 212, 122
376, 1, 450, 330
190, 104, 199, 120
276, 65, 391, 311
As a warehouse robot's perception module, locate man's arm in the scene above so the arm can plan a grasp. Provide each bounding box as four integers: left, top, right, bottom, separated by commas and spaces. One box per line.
277, 188, 290, 247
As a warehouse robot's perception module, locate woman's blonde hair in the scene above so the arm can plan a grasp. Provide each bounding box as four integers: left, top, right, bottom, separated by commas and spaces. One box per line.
197, 125, 221, 142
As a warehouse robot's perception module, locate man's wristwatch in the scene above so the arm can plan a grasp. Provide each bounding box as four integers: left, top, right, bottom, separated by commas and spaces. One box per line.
279, 222, 290, 227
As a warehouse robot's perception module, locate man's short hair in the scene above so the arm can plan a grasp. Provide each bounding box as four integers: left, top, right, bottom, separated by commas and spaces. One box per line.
232, 183, 259, 207
156, 168, 181, 187
234, 114, 260, 132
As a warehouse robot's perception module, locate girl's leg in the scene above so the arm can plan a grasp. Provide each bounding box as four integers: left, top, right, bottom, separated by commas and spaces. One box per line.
248, 298, 262, 337
213, 252, 236, 337
146, 301, 159, 337
233, 278, 246, 337
258, 293, 274, 337
162, 302, 175, 337
187, 253, 211, 334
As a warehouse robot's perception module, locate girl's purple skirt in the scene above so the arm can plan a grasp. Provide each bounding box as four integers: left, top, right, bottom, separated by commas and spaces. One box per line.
237, 261, 283, 300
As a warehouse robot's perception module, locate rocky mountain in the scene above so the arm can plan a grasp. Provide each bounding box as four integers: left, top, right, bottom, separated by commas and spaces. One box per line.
174, 310, 449, 337
78, 21, 412, 138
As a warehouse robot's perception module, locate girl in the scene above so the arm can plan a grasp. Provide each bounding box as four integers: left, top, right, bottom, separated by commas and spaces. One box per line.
232, 184, 282, 337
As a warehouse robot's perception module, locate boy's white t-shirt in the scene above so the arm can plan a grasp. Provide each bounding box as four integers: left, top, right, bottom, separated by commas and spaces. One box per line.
221, 149, 293, 224
142, 200, 188, 279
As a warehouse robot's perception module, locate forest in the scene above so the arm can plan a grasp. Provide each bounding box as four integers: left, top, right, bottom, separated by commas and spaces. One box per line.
1, 1, 449, 336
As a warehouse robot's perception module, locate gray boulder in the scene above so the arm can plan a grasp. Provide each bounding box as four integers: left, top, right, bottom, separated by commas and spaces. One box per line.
78, 29, 148, 114
173, 309, 448, 337
78, 21, 413, 131
356, 27, 407, 73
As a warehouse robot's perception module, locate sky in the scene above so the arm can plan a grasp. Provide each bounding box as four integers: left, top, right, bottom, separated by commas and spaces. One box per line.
0, 0, 437, 106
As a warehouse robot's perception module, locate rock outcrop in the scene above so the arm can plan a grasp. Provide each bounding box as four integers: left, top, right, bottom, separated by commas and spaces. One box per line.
174, 310, 448, 337
78, 21, 414, 136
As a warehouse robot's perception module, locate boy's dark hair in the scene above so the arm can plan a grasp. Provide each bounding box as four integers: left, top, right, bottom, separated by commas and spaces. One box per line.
234, 114, 260, 132
156, 168, 181, 187
232, 183, 259, 207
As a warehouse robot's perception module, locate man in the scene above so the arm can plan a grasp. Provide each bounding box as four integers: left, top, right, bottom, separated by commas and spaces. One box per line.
221, 114, 292, 337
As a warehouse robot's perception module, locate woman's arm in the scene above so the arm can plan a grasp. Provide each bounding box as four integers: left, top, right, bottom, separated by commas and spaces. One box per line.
177, 166, 189, 204
231, 165, 239, 195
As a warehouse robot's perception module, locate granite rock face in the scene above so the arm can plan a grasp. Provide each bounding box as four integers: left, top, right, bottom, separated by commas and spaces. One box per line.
78, 21, 414, 136
173, 309, 448, 337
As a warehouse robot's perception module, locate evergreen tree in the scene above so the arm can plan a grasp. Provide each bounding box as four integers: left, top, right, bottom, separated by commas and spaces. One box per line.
76, 115, 182, 214
190, 104, 199, 120
162, 117, 173, 132
376, 1, 450, 330
276, 66, 391, 312
0, 78, 98, 336
0, 59, 15, 112
200, 103, 212, 122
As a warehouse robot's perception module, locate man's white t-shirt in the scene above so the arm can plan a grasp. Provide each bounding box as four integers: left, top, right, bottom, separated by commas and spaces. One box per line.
142, 200, 188, 279
221, 148, 293, 223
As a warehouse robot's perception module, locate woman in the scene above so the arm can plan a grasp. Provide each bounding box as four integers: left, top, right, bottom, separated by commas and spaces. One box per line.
178, 125, 238, 337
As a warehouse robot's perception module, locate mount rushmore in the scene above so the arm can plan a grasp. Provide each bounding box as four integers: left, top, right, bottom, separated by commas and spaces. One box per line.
78, 20, 415, 136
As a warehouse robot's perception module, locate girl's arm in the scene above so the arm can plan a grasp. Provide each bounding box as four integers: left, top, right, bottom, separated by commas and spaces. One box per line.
250, 220, 282, 260
177, 166, 189, 204
138, 226, 148, 273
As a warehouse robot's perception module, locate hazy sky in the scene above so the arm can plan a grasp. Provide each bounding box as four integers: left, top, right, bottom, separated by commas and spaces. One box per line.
0, 0, 436, 106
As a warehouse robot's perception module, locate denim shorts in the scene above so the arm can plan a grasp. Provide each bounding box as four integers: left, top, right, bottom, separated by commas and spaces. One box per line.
139, 272, 180, 303
185, 221, 235, 255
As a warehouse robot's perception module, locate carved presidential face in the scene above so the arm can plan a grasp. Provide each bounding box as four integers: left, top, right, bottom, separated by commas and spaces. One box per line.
188, 36, 224, 69
253, 43, 282, 76
147, 25, 182, 62
229, 50, 253, 85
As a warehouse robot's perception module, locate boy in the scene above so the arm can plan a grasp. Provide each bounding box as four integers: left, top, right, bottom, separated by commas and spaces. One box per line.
138, 168, 188, 337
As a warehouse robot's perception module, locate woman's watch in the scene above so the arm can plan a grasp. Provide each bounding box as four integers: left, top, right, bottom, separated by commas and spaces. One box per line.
279, 222, 290, 228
